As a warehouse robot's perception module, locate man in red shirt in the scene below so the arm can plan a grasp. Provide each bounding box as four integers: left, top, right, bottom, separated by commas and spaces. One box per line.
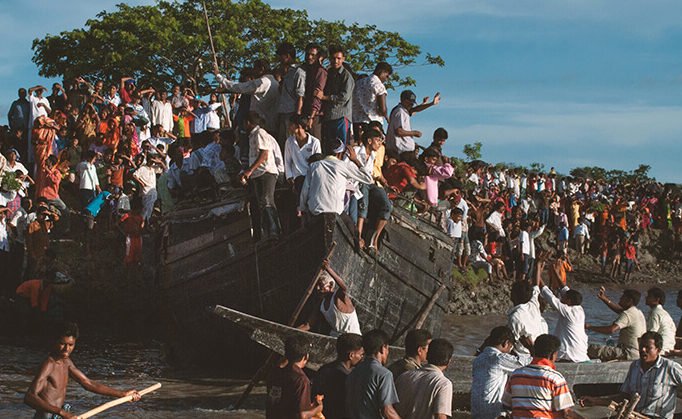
267, 336, 323, 419
383, 151, 425, 199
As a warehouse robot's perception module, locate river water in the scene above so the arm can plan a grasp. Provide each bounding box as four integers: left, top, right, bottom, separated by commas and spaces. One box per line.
2, 284, 680, 418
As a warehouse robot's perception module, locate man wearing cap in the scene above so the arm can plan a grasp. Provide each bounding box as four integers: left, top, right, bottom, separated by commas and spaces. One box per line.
385, 90, 440, 159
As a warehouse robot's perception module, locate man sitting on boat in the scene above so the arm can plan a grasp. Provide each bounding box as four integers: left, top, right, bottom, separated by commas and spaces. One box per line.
586, 288, 646, 361
580, 331, 682, 419
298, 260, 361, 337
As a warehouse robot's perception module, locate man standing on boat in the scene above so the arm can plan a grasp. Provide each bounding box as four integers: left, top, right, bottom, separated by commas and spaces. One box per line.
346, 330, 401, 419
586, 288, 646, 361
298, 260, 361, 337
580, 331, 682, 419
241, 111, 283, 240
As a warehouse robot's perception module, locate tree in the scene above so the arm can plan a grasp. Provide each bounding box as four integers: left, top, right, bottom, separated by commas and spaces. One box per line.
32, 0, 444, 93
462, 141, 482, 161
528, 162, 545, 173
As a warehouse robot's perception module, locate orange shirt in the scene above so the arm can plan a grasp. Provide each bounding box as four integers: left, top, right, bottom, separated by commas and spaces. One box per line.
16, 280, 52, 312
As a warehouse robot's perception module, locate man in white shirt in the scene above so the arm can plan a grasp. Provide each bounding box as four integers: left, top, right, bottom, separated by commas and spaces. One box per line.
645, 287, 677, 353
214, 60, 279, 133
133, 157, 165, 222
573, 218, 590, 255
150, 91, 174, 133
284, 115, 321, 198
299, 138, 373, 217
241, 112, 282, 239
352, 62, 392, 139
76, 151, 101, 208
508, 280, 548, 357
537, 259, 589, 362
486, 201, 506, 239
385, 90, 440, 157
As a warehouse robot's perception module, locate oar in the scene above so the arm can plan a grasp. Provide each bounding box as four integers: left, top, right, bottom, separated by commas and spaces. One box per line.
233, 242, 337, 409
390, 282, 447, 345
201, 0, 232, 128
76, 382, 161, 419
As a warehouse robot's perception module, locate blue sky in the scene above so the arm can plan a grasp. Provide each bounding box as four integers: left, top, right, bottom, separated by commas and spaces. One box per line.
2, 1, 682, 181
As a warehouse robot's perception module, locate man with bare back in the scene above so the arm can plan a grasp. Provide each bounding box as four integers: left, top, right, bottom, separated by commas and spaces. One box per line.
24, 322, 141, 419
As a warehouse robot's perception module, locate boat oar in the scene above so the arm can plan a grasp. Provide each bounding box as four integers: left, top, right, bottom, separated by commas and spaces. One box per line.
76, 382, 161, 418
233, 242, 337, 409
201, 0, 232, 128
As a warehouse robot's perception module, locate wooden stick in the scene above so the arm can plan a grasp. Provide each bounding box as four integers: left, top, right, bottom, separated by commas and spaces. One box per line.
76, 383, 161, 419
233, 242, 337, 409
201, 0, 232, 128
390, 282, 446, 345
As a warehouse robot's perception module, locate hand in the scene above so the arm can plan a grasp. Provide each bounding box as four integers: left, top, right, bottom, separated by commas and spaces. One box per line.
421, 96, 430, 104
598, 286, 606, 300
61, 411, 77, 419
322, 259, 330, 270
432, 92, 441, 105
126, 390, 141, 402
442, 156, 450, 165
578, 396, 596, 407
313, 89, 324, 100
413, 131, 422, 138
345, 145, 357, 162
306, 117, 314, 130
585, 323, 591, 331
37, 103, 45, 108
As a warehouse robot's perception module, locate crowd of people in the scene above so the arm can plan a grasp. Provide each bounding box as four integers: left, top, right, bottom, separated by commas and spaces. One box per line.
4, 40, 682, 418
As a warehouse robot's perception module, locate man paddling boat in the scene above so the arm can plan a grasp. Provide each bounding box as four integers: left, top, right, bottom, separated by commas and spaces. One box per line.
24, 322, 141, 419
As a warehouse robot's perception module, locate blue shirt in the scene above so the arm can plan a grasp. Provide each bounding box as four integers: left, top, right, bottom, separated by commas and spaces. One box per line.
621, 356, 682, 419
85, 191, 111, 217
346, 358, 399, 419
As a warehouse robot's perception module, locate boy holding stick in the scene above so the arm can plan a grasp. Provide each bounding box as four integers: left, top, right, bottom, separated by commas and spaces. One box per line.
24, 322, 141, 418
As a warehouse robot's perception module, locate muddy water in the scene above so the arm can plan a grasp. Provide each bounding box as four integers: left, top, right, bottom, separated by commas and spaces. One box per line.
2, 284, 680, 418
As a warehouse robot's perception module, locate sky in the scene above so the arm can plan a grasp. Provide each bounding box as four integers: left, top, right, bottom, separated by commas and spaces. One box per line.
2, 0, 682, 181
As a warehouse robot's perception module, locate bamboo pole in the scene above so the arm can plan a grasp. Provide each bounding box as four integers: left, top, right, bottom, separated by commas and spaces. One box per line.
201, 0, 232, 128
76, 383, 161, 419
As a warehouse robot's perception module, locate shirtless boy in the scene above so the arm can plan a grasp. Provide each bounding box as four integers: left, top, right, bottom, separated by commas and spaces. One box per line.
25, 322, 140, 419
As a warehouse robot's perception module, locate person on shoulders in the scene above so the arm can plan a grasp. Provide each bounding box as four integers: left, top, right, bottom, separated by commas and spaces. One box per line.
388, 329, 432, 379
472, 326, 531, 419
581, 331, 682, 419
502, 334, 583, 419
346, 329, 400, 419
266, 335, 323, 419
395, 338, 454, 419
645, 287, 676, 354
586, 288, 646, 361
313, 333, 364, 419
24, 322, 140, 419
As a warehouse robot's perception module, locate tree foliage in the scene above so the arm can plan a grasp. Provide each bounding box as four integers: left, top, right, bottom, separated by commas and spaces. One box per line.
462, 141, 482, 161
32, 0, 444, 93
569, 164, 654, 183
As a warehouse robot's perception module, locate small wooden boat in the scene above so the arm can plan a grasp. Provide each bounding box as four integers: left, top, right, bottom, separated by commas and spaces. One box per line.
211, 304, 647, 397
158, 191, 454, 369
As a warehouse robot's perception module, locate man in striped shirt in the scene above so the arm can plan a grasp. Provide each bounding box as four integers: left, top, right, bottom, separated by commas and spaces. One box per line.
502, 334, 583, 418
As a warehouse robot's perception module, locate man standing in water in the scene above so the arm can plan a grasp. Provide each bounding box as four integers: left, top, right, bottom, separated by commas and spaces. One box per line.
25, 322, 141, 418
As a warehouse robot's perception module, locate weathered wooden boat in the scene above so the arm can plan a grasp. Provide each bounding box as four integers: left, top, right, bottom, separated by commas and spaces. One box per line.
158, 190, 453, 369
211, 304, 666, 400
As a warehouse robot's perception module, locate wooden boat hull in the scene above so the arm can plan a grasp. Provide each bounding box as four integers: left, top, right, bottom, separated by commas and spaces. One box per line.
211, 304, 666, 400
158, 194, 453, 369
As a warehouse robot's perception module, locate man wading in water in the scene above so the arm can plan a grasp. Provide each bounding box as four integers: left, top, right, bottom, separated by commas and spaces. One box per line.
24, 322, 141, 418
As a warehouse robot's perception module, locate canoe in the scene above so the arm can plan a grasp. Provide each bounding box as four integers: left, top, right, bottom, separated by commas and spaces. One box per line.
210, 304, 646, 397
158, 191, 454, 369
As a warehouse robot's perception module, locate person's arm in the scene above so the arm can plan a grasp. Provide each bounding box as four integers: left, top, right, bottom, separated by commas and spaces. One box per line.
586, 323, 620, 335
298, 172, 311, 214
395, 126, 421, 138
410, 92, 440, 114
382, 405, 401, 419
295, 69, 305, 115
597, 287, 624, 313
408, 175, 426, 191
377, 94, 388, 120
28, 85, 45, 96
69, 362, 140, 400
24, 360, 74, 418
579, 393, 627, 408
242, 149, 269, 182
323, 260, 348, 292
